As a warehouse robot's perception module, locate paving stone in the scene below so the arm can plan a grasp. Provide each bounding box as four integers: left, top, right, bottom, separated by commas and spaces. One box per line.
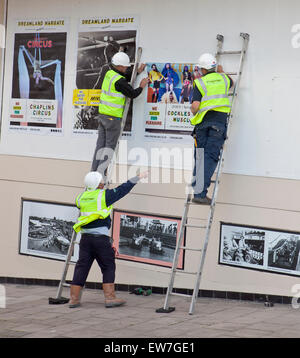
1, 283, 299, 339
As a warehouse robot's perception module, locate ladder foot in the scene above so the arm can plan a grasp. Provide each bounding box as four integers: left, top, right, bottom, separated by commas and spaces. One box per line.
216, 34, 224, 42
264, 301, 274, 308
240, 32, 250, 40
156, 306, 176, 313
48, 297, 70, 305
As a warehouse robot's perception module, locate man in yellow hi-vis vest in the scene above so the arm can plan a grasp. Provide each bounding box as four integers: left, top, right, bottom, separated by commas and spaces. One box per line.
91, 52, 149, 177
69, 170, 148, 308
190, 53, 234, 205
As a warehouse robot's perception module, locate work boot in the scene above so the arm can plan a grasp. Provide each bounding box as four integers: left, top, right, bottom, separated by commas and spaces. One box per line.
103, 283, 126, 308
192, 196, 212, 205
69, 285, 82, 308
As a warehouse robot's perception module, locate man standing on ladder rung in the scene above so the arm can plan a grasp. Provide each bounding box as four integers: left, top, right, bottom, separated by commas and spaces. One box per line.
190, 53, 234, 205
91, 51, 149, 179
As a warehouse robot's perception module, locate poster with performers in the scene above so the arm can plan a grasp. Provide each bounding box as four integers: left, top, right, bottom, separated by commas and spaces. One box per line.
72, 15, 139, 138
10, 19, 68, 135
144, 62, 200, 142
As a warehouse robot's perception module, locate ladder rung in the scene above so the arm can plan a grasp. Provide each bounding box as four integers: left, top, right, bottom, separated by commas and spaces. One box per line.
174, 269, 197, 275
218, 50, 241, 55
170, 291, 192, 298
62, 283, 70, 287
184, 224, 206, 229
180, 246, 202, 252
188, 201, 211, 207
211, 180, 220, 184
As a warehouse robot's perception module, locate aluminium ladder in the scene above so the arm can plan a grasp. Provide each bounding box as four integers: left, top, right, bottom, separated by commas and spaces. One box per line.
49, 48, 143, 304
156, 33, 250, 315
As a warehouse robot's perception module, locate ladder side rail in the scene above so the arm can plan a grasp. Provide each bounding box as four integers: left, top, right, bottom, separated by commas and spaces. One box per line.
215, 34, 224, 74
188, 178, 220, 314
227, 34, 249, 125
162, 193, 191, 311
53, 228, 78, 300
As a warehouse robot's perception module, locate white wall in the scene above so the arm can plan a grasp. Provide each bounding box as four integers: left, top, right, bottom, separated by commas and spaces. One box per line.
1, 0, 300, 179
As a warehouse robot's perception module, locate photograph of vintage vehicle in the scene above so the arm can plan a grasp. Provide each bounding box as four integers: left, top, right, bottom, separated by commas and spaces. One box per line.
267, 234, 300, 271
112, 210, 184, 268
19, 199, 79, 262
221, 227, 265, 266
220, 222, 300, 277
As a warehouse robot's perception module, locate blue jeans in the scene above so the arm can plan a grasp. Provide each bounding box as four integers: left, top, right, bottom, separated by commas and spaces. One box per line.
193, 119, 227, 198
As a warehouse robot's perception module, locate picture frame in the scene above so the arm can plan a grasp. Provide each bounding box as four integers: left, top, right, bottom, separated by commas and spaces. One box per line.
219, 222, 300, 277
112, 210, 185, 269
19, 199, 80, 262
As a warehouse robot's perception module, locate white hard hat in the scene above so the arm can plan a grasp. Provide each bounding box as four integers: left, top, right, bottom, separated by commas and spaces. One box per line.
84, 171, 103, 191
111, 51, 131, 67
198, 53, 217, 70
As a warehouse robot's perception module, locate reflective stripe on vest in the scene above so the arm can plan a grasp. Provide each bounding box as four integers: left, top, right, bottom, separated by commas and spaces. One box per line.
73, 189, 113, 233
99, 70, 126, 118
190, 72, 231, 126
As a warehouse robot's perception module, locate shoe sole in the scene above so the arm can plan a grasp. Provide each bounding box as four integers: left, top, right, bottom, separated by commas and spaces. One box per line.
105, 302, 126, 308
69, 303, 81, 308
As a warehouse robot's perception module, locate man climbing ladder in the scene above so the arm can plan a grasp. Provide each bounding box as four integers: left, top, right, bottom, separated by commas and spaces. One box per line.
191, 53, 234, 205
91, 51, 148, 179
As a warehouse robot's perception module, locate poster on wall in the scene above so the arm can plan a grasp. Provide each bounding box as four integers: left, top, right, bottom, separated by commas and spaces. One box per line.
112, 210, 185, 269
10, 19, 68, 136
19, 199, 79, 262
219, 222, 300, 277
72, 15, 139, 138
144, 62, 199, 143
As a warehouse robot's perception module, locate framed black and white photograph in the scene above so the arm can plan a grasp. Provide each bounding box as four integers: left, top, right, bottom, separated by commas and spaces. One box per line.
219, 222, 300, 277
112, 210, 185, 269
19, 199, 80, 262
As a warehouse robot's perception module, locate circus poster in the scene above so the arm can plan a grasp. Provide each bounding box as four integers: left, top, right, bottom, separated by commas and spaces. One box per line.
9, 19, 68, 135
144, 62, 197, 142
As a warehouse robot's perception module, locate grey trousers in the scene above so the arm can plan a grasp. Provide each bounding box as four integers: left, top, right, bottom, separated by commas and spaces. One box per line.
91, 114, 121, 176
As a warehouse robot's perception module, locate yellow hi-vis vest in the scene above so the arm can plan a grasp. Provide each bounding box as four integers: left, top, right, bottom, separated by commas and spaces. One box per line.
190, 72, 231, 126
73, 189, 113, 233
99, 69, 126, 118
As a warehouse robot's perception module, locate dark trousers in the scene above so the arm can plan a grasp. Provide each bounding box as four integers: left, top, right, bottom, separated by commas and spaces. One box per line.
193, 120, 227, 198
91, 114, 121, 175
72, 234, 116, 286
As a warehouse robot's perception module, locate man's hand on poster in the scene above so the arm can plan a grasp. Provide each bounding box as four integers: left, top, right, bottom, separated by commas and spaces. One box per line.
139, 77, 150, 89
217, 65, 224, 73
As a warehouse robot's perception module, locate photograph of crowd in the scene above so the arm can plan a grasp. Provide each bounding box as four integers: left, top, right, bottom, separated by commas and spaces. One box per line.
19, 200, 79, 262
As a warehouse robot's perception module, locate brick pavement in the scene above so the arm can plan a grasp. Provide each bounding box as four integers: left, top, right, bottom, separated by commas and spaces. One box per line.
1, 283, 300, 339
